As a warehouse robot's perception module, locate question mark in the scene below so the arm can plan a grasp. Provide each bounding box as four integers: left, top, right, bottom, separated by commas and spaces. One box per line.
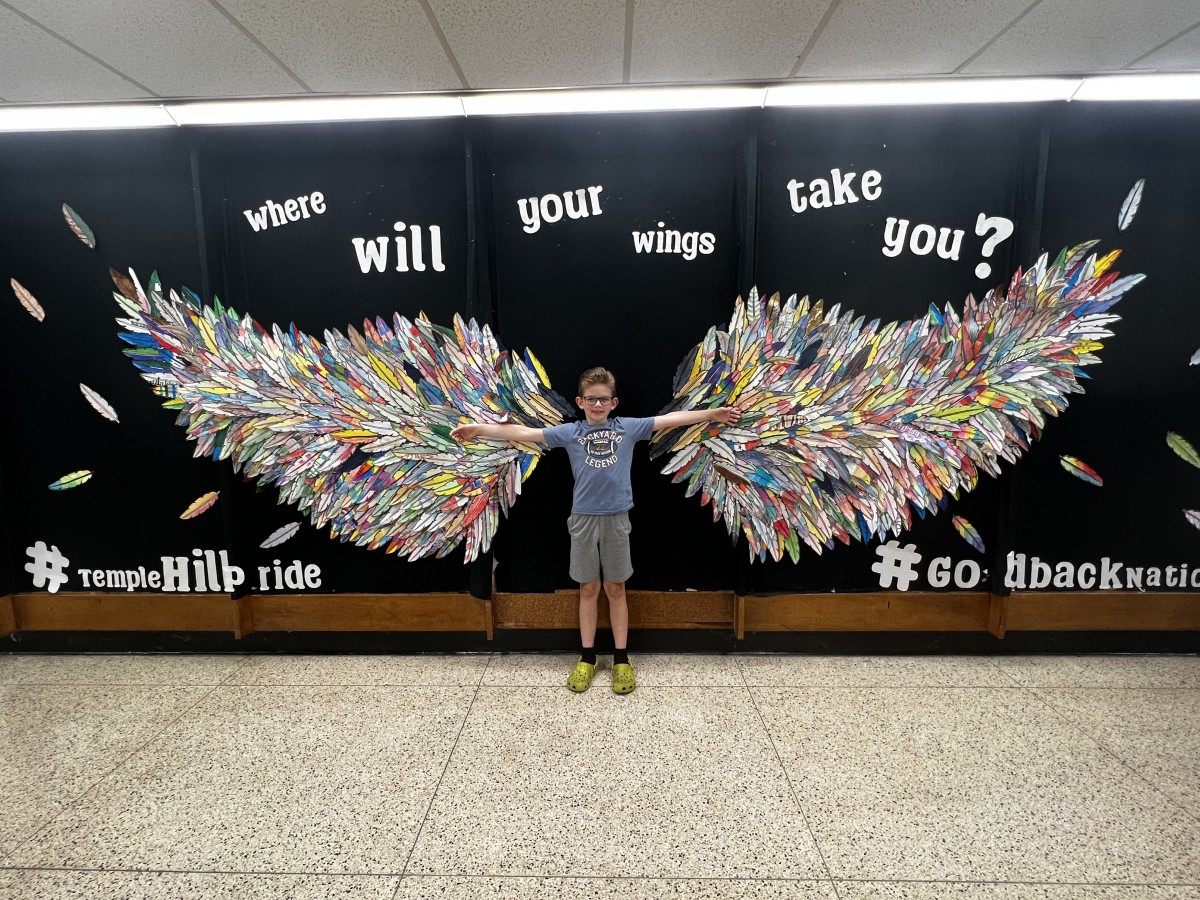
974, 213, 1014, 279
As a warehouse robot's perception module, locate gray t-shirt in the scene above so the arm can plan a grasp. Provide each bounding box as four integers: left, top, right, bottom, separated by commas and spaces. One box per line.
542, 416, 656, 515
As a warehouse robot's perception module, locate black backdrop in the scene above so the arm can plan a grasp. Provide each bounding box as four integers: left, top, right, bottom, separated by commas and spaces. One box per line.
1, 102, 1197, 598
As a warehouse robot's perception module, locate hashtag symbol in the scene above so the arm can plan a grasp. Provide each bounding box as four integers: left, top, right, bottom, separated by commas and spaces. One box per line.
872, 540, 922, 591
24, 541, 70, 593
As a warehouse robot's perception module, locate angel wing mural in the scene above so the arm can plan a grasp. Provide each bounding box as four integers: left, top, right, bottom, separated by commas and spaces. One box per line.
111, 242, 1142, 565
111, 270, 572, 561
652, 242, 1144, 561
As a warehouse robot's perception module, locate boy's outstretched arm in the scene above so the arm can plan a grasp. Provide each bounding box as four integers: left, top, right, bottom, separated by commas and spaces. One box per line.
449, 422, 547, 444
652, 406, 743, 432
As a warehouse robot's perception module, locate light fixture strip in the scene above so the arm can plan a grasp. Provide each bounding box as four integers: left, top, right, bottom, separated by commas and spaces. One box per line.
0, 75, 1198, 132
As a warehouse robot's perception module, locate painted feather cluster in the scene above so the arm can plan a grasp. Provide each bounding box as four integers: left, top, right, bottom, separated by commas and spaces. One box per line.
652, 242, 1144, 562
112, 271, 572, 560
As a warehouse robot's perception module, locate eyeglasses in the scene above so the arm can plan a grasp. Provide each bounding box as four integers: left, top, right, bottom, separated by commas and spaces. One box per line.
580, 396, 615, 406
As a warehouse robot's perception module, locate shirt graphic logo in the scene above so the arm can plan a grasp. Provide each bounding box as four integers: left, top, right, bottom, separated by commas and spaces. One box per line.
579, 430, 622, 469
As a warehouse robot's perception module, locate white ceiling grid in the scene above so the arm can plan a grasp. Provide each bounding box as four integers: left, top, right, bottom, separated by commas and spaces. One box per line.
0, 0, 1196, 105
4, 0, 300, 97
795, 0, 1036, 77
961, 0, 1200, 74
630, 0, 828, 83
428, 0, 626, 88
214, 0, 462, 93
0, 5, 149, 101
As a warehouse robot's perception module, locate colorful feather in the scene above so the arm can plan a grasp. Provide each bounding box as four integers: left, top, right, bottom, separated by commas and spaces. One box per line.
1059, 455, 1104, 487
114, 272, 572, 561
1184, 510, 1200, 531
1117, 179, 1144, 231
653, 242, 1141, 561
1167, 432, 1200, 469
79, 384, 119, 423
11, 278, 45, 322
49, 469, 93, 490
180, 491, 219, 520
260, 522, 301, 549
951, 515, 985, 554
62, 203, 96, 249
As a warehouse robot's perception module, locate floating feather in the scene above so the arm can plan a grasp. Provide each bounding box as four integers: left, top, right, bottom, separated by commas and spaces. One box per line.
1117, 179, 1144, 231
951, 515, 985, 554
260, 521, 301, 549
49, 469, 93, 490
62, 203, 96, 249
1190, 347, 1200, 366
11, 278, 45, 322
180, 491, 219, 520
79, 384, 119, 423
1184, 510, 1200, 531
1167, 432, 1200, 469
1060, 455, 1103, 486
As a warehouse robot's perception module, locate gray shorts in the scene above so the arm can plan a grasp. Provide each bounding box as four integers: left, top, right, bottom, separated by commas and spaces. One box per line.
567, 512, 633, 584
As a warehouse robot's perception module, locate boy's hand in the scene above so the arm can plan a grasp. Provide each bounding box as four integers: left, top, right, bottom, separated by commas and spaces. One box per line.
449, 424, 480, 442
710, 406, 744, 425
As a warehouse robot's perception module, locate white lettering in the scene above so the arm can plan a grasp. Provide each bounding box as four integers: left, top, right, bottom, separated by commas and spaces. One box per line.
927, 556, 951, 588
161, 556, 189, 592
352, 237, 388, 273
861, 170, 882, 200
954, 559, 981, 589
1077, 563, 1096, 589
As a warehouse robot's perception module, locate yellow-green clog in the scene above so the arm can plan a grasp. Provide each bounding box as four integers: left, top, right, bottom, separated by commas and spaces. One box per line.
611, 662, 636, 694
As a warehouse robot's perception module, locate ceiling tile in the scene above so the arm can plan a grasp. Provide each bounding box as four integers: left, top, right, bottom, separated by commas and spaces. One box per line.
428, 0, 625, 89
215, 0, 462, 92
632, 0, 826, 83
6, 0, 304, 98
1127, 23, 1200, 71
962, 0, 1200, 74
0, 6, 150, 102
797, 0, 1034, 77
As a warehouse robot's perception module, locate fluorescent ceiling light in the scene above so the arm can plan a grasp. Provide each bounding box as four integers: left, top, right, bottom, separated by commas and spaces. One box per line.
1074, 73, 1200, 101
766, 78, 1080, 107
0, 104, 175, 132
165, 95, 463, 125
462, 86, 766, 116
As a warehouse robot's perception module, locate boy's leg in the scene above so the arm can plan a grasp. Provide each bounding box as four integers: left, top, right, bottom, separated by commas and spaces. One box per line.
606, 578, 635, 694
567, 578, 602, 692
566, 514, 603, 691
603, 579, 628, 651
596, 513, 636, 694
578, 578, 601, 653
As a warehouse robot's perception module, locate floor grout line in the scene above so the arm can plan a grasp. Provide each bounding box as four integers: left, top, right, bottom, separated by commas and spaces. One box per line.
1018, 684, 1200, 828
391, 679, 483, 898
3, 866, 1200, 887
0, 678, 231, 869
736, 657, 843, 899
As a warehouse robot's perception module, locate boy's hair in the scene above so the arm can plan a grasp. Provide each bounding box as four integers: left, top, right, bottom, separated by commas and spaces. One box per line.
578, 366, 616, 396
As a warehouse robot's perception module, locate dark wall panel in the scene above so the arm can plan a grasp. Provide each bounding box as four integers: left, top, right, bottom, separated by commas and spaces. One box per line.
484, 111, 750, 591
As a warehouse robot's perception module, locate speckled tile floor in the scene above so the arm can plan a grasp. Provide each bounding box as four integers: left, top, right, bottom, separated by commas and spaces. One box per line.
1, 653, 1199, 900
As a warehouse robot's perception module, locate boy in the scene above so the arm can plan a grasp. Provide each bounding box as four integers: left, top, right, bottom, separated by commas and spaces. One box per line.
450, 367, 742, 694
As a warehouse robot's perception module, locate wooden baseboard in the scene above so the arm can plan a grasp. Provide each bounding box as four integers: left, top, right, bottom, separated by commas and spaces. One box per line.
0, 594, 16, 638
1006, 591, 1200, 631
0, 590, 1196, 638
743, 591, 992, 632
493, 591, 734, 629
5, 592, 488, 635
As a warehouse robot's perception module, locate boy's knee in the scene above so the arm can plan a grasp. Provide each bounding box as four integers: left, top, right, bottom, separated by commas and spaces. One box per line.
603, 580, 627, 600
579, 579, 602, 599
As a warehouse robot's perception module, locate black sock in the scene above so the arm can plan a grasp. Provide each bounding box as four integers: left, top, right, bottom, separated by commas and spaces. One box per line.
581, 647, 597, 666
613, 648, 629, 666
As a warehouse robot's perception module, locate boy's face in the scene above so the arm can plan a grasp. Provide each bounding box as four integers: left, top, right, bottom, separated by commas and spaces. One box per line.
577, 386, 618, 424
